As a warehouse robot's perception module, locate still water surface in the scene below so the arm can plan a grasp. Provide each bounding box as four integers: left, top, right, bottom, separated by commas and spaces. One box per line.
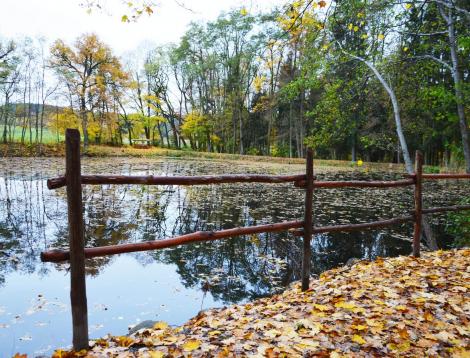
0, 157, 466, 356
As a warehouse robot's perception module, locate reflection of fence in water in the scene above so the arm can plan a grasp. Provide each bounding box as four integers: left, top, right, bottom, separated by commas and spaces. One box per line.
40, 129, 470, 350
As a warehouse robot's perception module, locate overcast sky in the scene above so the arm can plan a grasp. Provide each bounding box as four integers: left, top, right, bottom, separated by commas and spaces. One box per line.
0, 0, 286, 54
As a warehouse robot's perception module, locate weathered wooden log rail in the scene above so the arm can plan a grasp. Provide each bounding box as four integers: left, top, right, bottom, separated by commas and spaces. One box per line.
47, 173, 307, 190
40, 129, 470, 350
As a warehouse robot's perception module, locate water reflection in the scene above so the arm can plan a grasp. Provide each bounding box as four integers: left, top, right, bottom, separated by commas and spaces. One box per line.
0, 157, 468, 354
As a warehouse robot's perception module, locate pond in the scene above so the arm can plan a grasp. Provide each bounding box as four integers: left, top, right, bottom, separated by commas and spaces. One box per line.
0, 157, 467, 356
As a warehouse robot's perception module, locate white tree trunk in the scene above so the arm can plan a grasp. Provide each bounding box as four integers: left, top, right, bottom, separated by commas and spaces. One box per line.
441, 6, 470, 173
347, 54, 414, 173
342, 50, 437, 250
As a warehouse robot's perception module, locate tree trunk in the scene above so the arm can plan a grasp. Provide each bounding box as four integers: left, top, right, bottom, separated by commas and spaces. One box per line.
361, 59, 413, 173
444, 7, 470, 173
345, 51, 437, 250
80, 96, 88, 148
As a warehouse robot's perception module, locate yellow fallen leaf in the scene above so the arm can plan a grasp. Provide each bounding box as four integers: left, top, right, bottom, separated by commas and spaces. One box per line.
115, 336, 134, 347
149, 352, 164, 358
183, 339, 201, 351
153, 321, 168, 330
388, 341, 411, 352
313, 303, 330, 311
351, 324, 367, 331
424, 311, 433, 321
352, 334, 366, 345
335, 301, 356, 310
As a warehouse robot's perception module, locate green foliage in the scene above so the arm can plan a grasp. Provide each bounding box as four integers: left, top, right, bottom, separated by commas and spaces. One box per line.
423, 165, 440, 174
269, 144, 289, 157
1, 0, 470, 167
246, 147, 261, 156
445, 198, 470, 248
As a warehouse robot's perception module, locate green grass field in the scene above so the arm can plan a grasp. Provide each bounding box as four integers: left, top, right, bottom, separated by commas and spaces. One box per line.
5, 126, 64, 144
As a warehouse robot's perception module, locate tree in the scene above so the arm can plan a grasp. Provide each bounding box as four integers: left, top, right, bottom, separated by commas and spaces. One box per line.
47, 108, 80, 136
50, 33, 127, 148
404, 0, 470, 172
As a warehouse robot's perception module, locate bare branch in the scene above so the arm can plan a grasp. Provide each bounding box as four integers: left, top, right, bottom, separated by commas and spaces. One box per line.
398, 30, 447, 36
412, 54, 453, 72
430, 0, 470, 19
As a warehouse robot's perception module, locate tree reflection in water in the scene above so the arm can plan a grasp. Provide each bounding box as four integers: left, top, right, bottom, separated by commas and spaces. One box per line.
0, 157, 467, 302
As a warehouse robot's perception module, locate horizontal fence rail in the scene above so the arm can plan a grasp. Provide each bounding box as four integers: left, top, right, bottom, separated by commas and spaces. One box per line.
294, 179, 415, 188
47, 173, 307, 190
40, 129, 470, 351
41, 220, 304, 263
407, 173, 470, 180
422, 204, 470, 214
291, 215, 416, 236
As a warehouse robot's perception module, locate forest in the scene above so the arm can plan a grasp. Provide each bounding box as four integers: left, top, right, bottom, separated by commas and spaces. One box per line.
0, 0, 469, 172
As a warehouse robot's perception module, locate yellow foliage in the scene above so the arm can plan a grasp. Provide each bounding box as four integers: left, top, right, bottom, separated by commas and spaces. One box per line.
47, 108, 80, 136
182, 339, 201, 351
351, 334, 366, 345
253, 75, 265, 93
153, 321, 169, 330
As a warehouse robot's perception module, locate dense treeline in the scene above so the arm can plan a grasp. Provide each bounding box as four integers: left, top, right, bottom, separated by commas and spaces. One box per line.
0, 0, 469, 170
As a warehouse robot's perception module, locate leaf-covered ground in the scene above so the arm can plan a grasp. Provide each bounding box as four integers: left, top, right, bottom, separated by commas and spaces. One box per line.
56, 249, 469, 357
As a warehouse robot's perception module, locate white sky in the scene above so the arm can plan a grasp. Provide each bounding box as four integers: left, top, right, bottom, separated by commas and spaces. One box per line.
0, 0, 286, 54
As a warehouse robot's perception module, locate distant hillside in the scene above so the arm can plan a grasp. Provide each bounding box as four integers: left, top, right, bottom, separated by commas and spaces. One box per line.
0, 103, 64, 117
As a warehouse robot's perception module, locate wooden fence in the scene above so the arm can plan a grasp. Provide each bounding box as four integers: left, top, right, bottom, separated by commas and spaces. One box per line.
40, 129, 470, 350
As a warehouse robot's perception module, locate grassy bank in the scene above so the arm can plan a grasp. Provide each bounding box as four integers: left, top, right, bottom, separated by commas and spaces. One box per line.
2, 142, 466, 173
51, 249, 470, 357
0, 142, 410, 171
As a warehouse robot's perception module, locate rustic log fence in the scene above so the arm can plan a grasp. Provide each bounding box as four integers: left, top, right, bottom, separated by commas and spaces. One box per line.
41, 129, 470, 350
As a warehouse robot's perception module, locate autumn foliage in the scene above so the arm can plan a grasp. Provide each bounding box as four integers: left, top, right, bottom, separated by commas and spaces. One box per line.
54, 249, 469, 357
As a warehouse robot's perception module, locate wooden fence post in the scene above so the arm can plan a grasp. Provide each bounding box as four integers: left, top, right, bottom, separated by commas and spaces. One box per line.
302, 148, 314, 291
413, 150, 423, 257
65, 129, 89, 350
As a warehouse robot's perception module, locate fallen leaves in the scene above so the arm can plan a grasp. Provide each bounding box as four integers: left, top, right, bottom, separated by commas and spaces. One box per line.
53, 249, 470, 357
182, 339, 200, 351
153, 321, 168, 330
351, 334, 366, 345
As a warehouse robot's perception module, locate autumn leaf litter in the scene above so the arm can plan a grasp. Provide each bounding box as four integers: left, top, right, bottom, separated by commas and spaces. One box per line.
55, 249, 469, 357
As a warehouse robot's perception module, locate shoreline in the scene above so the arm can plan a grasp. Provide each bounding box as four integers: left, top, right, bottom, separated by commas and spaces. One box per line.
0, 142, 419, 172
52, 249, 470, 357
